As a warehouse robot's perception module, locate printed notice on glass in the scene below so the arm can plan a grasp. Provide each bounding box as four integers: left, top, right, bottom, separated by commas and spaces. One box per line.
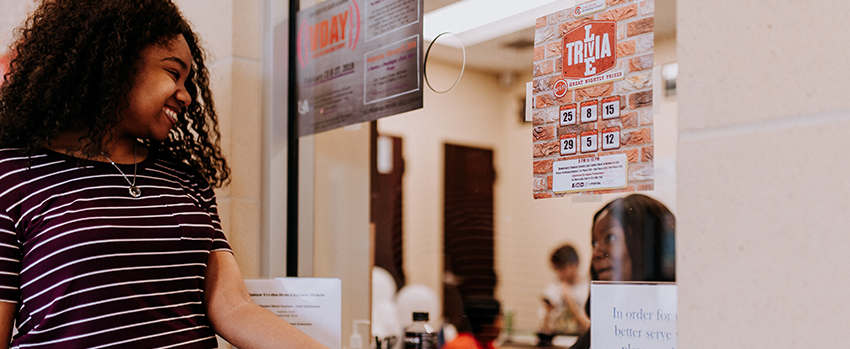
590, 282, 677, 349
295, 0, 423, 136
532, 0, 654, 199
552, 154, 627, 193
245, 278, 342, 349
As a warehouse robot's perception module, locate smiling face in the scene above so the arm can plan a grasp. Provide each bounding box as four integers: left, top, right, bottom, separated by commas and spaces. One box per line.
115, 35, 193, 143
591, 209, 632, 281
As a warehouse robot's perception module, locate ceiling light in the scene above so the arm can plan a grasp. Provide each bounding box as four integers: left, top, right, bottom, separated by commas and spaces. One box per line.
423, 0, 577, 48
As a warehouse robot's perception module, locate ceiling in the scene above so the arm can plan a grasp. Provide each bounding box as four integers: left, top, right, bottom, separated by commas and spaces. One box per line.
422, 0, 676, 77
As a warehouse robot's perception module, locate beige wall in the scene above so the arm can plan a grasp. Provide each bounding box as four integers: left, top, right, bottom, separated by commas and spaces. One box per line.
174, 0, 266, 280
677, 0, 850, 347
0, 2, 34, 50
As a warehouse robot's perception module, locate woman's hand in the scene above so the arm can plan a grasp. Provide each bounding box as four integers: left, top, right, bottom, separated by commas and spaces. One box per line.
0, 301, 14, 348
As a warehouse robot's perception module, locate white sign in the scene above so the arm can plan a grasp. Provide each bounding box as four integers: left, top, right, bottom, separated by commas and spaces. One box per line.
245, 278, 342, 349
590, 282, 677, 349
552, 153, 628, 193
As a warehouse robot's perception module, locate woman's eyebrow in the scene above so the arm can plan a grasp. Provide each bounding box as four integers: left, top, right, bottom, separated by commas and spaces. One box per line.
162, 56, 188, 70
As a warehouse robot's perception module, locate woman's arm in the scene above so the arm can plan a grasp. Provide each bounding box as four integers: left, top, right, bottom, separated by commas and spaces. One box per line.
203, 251, 329, 349
0, 301, 15, 348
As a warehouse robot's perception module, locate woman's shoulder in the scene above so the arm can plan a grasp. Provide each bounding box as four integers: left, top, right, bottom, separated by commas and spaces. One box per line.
149, 150, 203, 178
0, 147, 35, 162
0, 147, 24, 160
147, 150, 215, 197
0, 147, 68, 172
0, 147, 77, 210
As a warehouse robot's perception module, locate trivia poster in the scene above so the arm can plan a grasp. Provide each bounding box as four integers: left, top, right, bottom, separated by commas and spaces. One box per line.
532, 0, 654, 199
295, 0, 423, 136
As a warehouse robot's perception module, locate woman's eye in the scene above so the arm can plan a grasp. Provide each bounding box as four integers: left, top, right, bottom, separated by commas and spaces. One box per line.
591, 240, 598, 247
168, 70, 180, 80
605, 234, 617, 243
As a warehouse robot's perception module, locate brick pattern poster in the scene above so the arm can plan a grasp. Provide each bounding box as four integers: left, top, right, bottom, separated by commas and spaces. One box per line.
532, 0, 654, 199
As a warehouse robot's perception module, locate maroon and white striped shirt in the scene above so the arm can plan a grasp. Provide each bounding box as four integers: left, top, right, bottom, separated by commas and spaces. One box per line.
0, 147, 231, 348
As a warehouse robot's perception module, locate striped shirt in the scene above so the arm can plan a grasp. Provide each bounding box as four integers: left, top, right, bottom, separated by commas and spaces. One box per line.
0, 148, 231, 348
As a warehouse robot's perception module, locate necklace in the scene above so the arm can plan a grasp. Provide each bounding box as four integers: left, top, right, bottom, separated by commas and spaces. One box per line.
102, 145, 141, 198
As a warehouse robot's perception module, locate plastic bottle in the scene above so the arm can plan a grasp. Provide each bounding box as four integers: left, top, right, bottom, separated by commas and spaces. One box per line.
349, 319, 370, 349
404, 312, 436, 349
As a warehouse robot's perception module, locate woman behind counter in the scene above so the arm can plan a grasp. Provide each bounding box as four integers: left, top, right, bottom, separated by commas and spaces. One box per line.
0, 1, 327, 348
570, 194, 675, 349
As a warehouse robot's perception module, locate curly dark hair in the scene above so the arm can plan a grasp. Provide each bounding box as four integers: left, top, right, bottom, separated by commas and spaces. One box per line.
0, 0, 230, 187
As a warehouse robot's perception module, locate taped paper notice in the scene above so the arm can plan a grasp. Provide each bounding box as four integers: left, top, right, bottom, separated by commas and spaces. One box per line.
590, 282, 677, 349
245, 278, 342, 349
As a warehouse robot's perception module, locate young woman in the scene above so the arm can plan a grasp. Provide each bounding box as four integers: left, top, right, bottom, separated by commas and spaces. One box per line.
0, 1, 326, 348
570, 194, 675, 349
590, 194, 676, 283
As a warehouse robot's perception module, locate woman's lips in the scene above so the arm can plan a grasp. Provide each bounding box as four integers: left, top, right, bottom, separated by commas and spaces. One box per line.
595, 266, 613, 275
163, 107, 178, 126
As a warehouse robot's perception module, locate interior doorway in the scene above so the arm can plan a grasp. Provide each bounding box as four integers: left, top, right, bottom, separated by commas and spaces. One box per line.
371, 124, 407, 290
442, 143, 496, 330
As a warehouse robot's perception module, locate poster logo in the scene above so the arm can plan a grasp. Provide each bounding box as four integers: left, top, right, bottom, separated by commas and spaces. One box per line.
574, 0, 607, 18
562, 21, 616, 79
553, 79, 568, 97
297, 0, 362, 68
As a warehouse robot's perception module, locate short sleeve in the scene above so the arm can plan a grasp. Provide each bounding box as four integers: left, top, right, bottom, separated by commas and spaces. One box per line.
0, 213, 21, 303
195, 179, 232, 253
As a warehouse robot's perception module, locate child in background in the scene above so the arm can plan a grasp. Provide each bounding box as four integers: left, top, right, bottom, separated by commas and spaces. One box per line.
539, 244, 590, 339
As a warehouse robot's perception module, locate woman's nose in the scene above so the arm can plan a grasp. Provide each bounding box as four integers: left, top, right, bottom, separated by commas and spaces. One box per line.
592, 244, 607, 259
175, 86, 191, 108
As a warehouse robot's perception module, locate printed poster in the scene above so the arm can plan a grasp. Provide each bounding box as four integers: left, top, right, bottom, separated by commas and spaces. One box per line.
245, 278, 342, 349
532, 0, 655, 199
590, 282, 677, 349
296, 0, 423, 136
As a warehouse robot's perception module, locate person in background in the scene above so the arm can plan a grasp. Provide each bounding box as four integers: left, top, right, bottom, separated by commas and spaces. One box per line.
539, 244, 590, 340
443, 297, 502, 349
570, 194, 676, 349
0, 1, 327, 348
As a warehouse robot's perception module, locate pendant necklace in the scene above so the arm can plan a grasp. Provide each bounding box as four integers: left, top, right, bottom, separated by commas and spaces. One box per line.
102, 145, 141, 198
